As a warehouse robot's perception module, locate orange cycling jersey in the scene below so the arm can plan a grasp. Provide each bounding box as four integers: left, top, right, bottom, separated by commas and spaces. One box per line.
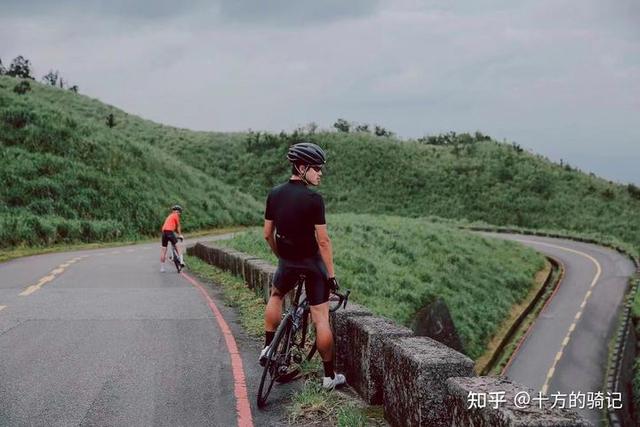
162, 212, 180, 232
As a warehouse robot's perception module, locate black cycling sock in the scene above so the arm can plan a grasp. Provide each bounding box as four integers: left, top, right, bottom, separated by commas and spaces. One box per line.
323, 361, 335, 379
265, 331, 275, 347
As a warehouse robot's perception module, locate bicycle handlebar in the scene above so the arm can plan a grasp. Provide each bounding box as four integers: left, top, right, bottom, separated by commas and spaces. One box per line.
329, 289, 350, 312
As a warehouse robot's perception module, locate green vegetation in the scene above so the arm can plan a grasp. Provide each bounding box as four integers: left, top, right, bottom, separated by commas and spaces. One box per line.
3, 74, 638, 257
164, 130, 640, 253
185, 255, 264, 337
288, 380, 370, 427
632, 285, 640, 413
219, 214, 545, 360
0, 75, 261, 248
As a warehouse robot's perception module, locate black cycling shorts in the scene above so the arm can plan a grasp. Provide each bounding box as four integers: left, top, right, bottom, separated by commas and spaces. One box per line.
273, 254, 329, 306
161, 230, 178, 248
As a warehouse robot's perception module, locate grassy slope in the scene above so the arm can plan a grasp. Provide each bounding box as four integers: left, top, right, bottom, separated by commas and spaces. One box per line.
0, 76, 261, 247
219, 214, 546, 360
165, 131, 640, 253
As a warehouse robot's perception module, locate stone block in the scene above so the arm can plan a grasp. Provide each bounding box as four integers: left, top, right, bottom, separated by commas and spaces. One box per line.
335, 315, 414, 404
412, 297, 464, 353
446, 377, 592, 426
239, 255, 261, 282
257, 264, 276, 302
244, 259, 264, 288
382, 336, 475, 427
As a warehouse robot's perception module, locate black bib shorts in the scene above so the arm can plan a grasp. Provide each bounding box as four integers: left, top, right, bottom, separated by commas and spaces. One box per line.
273, 254, 329, 306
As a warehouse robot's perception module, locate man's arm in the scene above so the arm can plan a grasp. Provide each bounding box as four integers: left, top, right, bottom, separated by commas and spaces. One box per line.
176, 215, 182, 236
263, 220, 278, 256
315, 224, 335, 278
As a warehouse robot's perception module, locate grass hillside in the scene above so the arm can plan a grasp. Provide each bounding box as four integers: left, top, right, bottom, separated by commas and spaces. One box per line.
219, 214, 546, 360
0, 76, 261, 248
164, 131, 640, 253
2, 74, 638, 257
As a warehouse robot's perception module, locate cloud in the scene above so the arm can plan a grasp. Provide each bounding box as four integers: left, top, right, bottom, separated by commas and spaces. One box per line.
217, 0, 381, 26
1, 0, 638, 183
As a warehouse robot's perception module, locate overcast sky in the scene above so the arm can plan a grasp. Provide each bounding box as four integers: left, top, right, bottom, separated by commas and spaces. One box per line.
2, 0, 638, 184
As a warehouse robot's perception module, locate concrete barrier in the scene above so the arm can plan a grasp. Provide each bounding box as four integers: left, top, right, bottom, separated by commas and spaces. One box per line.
333, 314, 414, 404
383, 336, 475, 426
446, 377, 593, 426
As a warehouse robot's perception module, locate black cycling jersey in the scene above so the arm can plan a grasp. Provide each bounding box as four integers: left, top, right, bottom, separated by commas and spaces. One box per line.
266, 179, 329, 306
265, 179, 325, 261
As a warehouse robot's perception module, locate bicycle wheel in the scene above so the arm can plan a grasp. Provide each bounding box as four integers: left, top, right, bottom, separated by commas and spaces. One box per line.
257, 315, 291, 408
275, 311, 317, 383
171, 243, 181, 272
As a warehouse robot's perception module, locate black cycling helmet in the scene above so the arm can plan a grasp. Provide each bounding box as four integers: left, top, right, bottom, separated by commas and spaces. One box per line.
172, 204, 183, 212
287, 142, 326, 165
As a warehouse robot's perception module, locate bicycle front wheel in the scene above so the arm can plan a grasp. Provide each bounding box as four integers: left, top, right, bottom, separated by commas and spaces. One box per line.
172, 244, 181, 272
257, 315, 291, 408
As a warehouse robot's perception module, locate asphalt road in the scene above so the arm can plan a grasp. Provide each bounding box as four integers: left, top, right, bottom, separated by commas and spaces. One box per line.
485, 233, 635, 426
0, 237, 289, 427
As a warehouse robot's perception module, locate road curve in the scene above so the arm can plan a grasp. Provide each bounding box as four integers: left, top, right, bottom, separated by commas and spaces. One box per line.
0, 237, 286, 426
483, 233, 635, 426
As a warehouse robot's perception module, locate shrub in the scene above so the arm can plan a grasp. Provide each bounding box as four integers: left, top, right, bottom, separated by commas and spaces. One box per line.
13, 80, 31, 94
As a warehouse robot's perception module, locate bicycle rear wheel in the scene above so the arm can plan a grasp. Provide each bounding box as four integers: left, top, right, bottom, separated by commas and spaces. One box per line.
275, 311, 317, 384
257, 315, 291, 408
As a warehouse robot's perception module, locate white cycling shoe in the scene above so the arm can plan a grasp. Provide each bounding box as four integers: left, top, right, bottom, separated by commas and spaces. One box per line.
259, 346, 269, 366
322, 373, 346, 390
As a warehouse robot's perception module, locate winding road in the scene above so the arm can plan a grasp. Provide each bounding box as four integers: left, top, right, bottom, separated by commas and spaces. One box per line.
484, 233, 635, 426
0, 237, 287, 427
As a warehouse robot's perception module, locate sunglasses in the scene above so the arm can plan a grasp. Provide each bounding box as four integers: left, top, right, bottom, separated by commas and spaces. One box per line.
309, 165, 323, 172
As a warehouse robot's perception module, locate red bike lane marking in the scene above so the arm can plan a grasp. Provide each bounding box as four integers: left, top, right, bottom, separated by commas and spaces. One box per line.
181, 271, 254, 427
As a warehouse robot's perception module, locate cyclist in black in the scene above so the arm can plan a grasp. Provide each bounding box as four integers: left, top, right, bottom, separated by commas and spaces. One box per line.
260, 142, 346, 390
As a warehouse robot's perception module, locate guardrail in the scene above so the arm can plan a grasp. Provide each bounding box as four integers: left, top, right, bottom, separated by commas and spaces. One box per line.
188, 241, 591, 426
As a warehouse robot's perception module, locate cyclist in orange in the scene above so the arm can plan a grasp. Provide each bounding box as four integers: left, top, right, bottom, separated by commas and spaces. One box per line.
160, 205, 184, 272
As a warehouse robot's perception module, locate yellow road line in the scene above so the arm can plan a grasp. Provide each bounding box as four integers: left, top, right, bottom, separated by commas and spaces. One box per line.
19, 255, 89, 296
513, 238, 602, 394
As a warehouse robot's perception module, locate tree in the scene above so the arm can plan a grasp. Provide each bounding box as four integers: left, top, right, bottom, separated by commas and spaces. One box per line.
374, 125, 393, 137
355, 123, 370, 133
627, 184, 640, 200
7, 56, 34, 79
333, 118, 350, 133
42, 70, 60, 86
0, 58, 6, 75
106, 113, 116, 128
13, 80, 31, 94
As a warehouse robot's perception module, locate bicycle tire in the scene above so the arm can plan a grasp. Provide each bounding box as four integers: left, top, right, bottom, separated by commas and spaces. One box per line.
172, 243, 181, 272
257, 314, 291, 408
275, 311, 317, 384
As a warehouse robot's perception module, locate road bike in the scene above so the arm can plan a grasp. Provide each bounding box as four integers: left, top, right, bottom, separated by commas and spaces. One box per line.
168, 235, 184, 273
257, 274, 350, 408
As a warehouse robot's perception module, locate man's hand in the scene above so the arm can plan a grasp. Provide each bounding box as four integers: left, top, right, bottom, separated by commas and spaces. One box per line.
327, 277, 340, 292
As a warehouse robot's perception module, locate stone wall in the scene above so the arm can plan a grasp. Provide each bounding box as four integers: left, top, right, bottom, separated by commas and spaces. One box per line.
188, 241, 591, 427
